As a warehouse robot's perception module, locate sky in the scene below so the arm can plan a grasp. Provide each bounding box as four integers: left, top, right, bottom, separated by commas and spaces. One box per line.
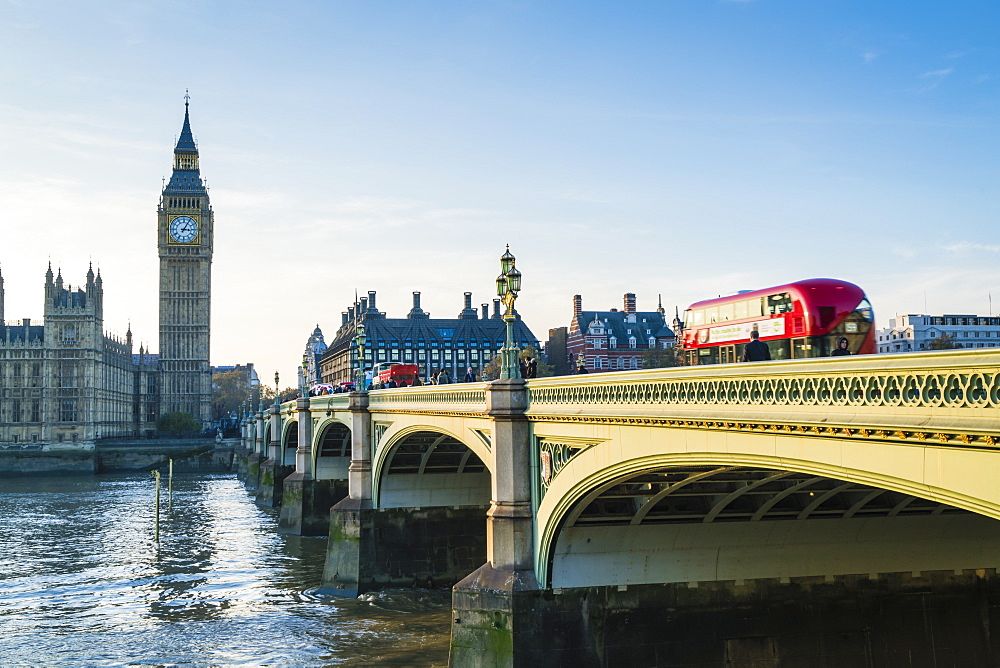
1, 0, 999, 382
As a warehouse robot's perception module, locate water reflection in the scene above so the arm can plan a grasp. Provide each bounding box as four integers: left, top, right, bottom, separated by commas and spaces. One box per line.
0, 473, 450, 666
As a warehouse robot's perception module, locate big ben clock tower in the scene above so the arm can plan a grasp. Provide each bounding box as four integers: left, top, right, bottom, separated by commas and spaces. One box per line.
158, 95, 213, 426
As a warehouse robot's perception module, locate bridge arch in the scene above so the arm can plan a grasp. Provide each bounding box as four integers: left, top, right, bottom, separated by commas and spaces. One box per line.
260, 422, 271, 453
312, 418, 351, 481
374, 426, 491, 509
536, 429, 1000, 589
280, 419, 297, 466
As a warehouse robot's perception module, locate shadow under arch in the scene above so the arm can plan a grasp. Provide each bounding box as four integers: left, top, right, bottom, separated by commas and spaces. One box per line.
280, 419, 297, 466
538, 450, 1000, 591
259, 422, 271, 453
374, 428, 490, 510
312, 419, 351, 481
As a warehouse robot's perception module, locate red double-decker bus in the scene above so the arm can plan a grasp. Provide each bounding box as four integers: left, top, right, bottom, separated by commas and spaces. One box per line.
680, 278, 875, 365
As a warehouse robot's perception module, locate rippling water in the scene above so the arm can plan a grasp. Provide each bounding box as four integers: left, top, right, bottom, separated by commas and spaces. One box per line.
0, 473, 451, 666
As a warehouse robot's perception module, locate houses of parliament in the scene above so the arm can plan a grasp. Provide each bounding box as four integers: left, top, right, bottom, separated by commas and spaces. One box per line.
0, 100, 214, 446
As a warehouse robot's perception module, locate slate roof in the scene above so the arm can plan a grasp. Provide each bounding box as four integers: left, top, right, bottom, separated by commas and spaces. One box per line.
1, 324, 45, 344
573, 310, 674, 346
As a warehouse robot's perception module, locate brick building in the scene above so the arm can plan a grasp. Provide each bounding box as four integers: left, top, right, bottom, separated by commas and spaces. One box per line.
565, 293, 675, 374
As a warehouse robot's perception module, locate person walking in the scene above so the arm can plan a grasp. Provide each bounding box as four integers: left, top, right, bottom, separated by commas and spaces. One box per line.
741, 330, 771, 362
831, 336, 852, 356
438, 368, 451, 384
464, 367, 476, 382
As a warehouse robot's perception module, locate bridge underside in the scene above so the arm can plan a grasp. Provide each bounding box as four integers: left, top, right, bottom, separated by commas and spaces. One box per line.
552, 465, 997, 588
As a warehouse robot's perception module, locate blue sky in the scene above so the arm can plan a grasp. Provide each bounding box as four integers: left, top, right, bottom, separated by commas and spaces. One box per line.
1, 1, 998, 380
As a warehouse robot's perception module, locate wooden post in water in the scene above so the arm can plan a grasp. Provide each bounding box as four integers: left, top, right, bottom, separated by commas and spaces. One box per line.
151, 470, 161, 543
168, 459, 173, 510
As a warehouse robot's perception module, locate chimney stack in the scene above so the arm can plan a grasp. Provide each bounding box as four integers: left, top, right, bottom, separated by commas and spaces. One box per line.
492, 299, 502, 319
482, 303, 489, 320
368, 290, 377, 311
624, 293, 636, 315
573, 294, 582, 317
408, 291, 428, 319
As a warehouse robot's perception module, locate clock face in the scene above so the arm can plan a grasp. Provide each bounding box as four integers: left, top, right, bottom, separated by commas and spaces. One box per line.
169, 216, 199, 243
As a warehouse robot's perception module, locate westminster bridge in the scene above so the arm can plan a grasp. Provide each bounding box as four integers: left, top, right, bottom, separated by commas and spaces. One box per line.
236, 348, 1000, 666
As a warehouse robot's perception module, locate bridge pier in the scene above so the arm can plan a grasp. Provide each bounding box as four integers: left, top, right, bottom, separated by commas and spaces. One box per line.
320, 392, 373, 596
450, 378, 545, 666
455, 571, 1000, 665
256, 404, 291, 507
279, 396, 346, 535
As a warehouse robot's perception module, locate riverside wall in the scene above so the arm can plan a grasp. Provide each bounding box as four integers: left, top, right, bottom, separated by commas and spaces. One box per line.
0, 439, 237, 477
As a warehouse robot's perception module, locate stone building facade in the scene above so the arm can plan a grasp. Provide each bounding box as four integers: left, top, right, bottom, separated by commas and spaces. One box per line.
877, 314, 1000, 353
319, 290, 540, 386
0, 265, 148, 445
0, 100, 216, 447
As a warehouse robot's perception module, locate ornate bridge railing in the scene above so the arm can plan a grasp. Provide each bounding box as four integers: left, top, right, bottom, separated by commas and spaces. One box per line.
367, 382, 488, 416
525, 349, 1000, 450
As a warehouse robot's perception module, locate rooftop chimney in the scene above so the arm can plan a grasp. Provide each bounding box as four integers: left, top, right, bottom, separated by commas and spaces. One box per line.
342, 311, 349, 325
368, 290, 377, 311
408, 291, 428, 319
624, 293, 636, 315
459, 291, 478, 319
573, 294, 582, 317
492, 299, 502, 319
481, 303, 489, 320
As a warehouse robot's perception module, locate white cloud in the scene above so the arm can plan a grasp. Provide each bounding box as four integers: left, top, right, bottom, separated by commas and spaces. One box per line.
920, 68, 953, 78
944, 242, 1000, 253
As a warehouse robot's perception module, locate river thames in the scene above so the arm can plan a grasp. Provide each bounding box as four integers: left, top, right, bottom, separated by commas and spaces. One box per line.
0, 472, 451, 666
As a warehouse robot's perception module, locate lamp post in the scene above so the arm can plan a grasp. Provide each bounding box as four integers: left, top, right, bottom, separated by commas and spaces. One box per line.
273, 371, 280, 405
495, 245, 522, 379
353, 323, 367, 392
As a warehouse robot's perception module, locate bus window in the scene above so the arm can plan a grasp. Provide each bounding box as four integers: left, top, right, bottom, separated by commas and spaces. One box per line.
733, 300, 748, 320
747, 298, 763, 318
719, 303, 734, 321
687, 310, 702, 326
766, 339, 792, 360
766, 293, 793, 315
706, 308, 719, 324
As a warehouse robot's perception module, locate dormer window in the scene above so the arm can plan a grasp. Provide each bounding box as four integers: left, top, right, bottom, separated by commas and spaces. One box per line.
609, 336, 617, 348
629, 336, 637, 348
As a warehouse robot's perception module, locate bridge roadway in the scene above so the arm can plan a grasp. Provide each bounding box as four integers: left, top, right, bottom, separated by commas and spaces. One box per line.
236, 348, 1000, 666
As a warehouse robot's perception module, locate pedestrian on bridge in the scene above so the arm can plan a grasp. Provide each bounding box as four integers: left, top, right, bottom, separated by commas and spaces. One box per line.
741, 330, 771, 362
831, 336, 852, 356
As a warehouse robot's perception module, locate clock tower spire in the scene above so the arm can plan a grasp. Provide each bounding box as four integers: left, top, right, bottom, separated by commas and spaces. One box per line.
157, 94, 213, 426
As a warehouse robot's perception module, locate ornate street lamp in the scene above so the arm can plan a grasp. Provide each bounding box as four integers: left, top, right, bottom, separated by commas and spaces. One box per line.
354, 323, 367, 392
273, 371, 280, 405
496, 245, 522, 379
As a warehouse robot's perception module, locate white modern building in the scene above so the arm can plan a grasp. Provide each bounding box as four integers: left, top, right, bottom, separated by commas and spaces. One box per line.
877, 314, 1000, 353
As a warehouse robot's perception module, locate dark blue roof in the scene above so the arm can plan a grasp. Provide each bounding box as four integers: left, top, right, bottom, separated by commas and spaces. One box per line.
1, 325, 45, 344
164, 170, 205, 193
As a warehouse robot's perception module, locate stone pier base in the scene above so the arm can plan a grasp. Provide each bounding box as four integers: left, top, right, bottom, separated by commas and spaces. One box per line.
318, 501, 487, 597
255, 460, 293, 507
450, 570, 1000, 667
233, 447, 249, 477
277, 474, 347, 536
244, 452, 264, 491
